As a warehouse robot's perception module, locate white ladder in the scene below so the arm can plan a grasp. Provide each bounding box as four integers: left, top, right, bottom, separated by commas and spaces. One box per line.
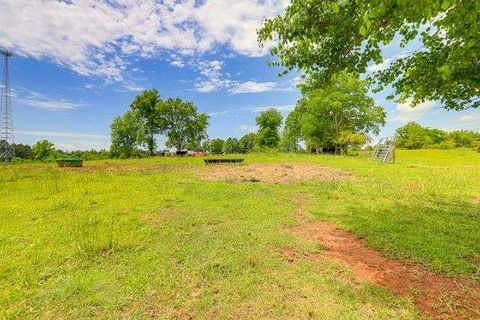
372, 136, 396, 163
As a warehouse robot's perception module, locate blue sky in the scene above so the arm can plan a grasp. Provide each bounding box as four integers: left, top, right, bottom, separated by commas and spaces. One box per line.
1, 0, 479, 151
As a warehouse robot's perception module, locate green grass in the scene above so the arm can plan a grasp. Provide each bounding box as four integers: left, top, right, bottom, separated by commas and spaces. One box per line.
1, 149, 479, 319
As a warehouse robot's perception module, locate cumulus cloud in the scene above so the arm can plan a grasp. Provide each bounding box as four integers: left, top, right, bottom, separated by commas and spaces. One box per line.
169, 54, 186, 68
190, 59, 286, 94
394, 99, 436, 123
193, 60, 233, 92
0, 0, 286, 81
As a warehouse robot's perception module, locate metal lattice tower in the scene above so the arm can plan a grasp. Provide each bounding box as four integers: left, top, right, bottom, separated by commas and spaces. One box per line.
0, 49, 14, 162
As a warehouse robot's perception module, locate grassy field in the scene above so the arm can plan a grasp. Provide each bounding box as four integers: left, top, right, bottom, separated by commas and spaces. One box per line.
1, 149, 479, 319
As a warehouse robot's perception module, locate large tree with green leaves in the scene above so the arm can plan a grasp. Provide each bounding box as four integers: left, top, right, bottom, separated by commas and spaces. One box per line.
285, 73, 385, 153
209, 138, 224, 154
255, 108, 283, 149
157, 98, 209, 151
11, 143, 33, 159
130, 89, 162, 155
239, 133, 257, 153
259, 0, 480, 110
32, 140, 55, 161
223, 137, 240, 154
111, 92, 209, 157
396, 122, 435, 149
110, 111, 146, 158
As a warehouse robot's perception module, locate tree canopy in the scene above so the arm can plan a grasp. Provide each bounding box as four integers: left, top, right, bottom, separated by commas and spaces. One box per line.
239, 133, 257, 153
255, 108, 283, 149
32, 140, 56, 161
396, 122, 480, 149
110, 90, 209, 157
284, 72, 385, 153
259, 0, 480, 110
110, 110, 146, 158
130, 89, 162, 155
157, 98, 209, 151
11, 143, 33, 159
223, 137, 240, 154
209, 138, 225, 154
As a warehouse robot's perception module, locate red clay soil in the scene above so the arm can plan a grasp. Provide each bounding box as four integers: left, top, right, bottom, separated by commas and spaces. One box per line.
287, 221, 480, 319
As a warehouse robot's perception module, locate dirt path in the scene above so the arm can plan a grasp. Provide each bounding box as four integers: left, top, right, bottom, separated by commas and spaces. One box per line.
286, 196, 480, 319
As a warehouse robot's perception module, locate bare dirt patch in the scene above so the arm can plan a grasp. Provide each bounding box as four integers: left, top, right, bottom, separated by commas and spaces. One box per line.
281, 246, 300, 263
200, 163, 352, 184
143, 206, 177, 226
285, 196, 480, 319
473, 195, 480, 205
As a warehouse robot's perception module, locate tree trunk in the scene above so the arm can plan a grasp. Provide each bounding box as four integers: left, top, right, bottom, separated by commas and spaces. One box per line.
148, 133, 155, 156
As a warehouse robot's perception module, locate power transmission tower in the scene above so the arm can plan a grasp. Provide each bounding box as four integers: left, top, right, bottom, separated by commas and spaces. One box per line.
0, 49, 14, 162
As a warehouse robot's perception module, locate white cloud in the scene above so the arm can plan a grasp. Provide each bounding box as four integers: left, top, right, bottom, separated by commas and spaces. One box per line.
291, 75, 303, 87
190, 58, 287, 94
458, 114, 480, 123
193, 60, 233, 92
16, 130, 107, 139
209, 110, 230, 116
170, 60, 185, 68
0, 0, 286, 81
229, 81, 279, 94
239, 124, 257, 133
55, 139, 109, 151
242, 104, 295, 113
16, 130, 109, 151
18, 99, 80, 111
122, 82, 145, 92
367, 58, 393, 72
17, 91, 84, 111
394, 99, 436, 123
169, 54, 186, 68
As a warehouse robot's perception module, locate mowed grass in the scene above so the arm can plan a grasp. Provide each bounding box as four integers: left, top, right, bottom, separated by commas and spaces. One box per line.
1, 149, 479, 319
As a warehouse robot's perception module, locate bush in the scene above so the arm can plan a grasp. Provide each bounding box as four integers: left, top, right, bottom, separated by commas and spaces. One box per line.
396, 122, 480, 150
438, 139, 455, 150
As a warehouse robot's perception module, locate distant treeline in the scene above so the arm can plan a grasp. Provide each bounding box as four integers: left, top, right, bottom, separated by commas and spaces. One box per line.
1, 140, 111, 162
6, 120, 479, 162
202, 133, 257, 154
4, 135, 255, 162
396, 122, 480, 150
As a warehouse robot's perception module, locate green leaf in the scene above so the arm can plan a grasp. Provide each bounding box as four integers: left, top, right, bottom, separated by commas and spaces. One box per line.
332, 3, 340, 14
359, 26, 367, 36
